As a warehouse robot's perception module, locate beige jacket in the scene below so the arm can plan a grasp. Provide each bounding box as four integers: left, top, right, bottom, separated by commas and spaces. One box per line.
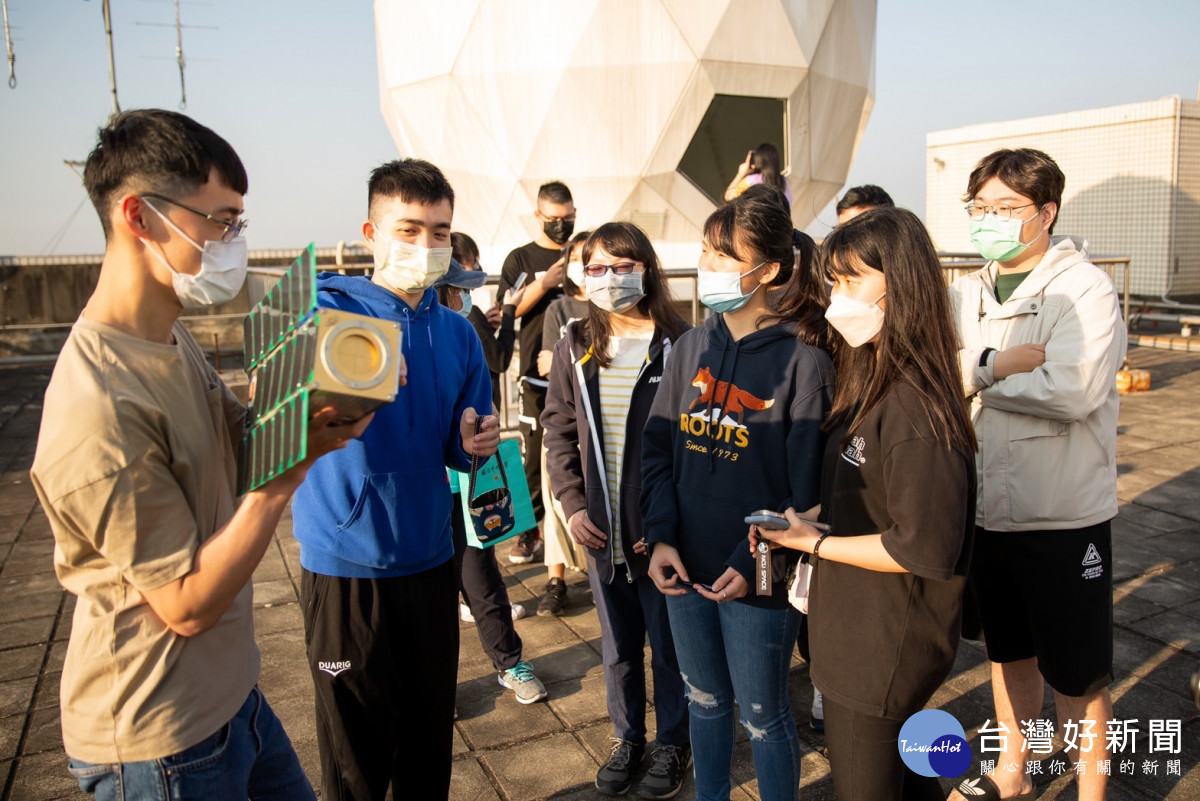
949, 236, 1126, 531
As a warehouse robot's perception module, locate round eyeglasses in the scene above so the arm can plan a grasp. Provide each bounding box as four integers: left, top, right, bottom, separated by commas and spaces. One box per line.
140, 193, 248, 243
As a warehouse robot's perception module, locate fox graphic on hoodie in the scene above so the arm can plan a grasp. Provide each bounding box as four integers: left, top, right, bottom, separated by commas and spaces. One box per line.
641, 313, 834, 608
291, 273, 493, 579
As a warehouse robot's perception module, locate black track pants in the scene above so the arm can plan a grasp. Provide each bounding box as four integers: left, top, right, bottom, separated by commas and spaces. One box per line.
302, 560, 459, 801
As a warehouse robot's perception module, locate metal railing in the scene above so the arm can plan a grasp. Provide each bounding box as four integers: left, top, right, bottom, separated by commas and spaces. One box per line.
1, 255, 1136, 403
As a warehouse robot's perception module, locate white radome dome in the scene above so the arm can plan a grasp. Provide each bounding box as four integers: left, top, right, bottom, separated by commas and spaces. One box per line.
375, 0, 876, 251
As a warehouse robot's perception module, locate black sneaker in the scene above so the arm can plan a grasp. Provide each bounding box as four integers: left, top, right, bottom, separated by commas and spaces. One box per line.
596, 738, 645, 796
637, 742, 691, 799
537, 577, 569, 617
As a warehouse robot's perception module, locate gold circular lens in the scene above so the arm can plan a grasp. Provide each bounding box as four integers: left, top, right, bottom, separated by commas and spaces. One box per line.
321, 318, 391, 390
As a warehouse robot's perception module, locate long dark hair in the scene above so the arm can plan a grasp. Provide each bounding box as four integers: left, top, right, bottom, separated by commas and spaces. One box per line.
578, 222, 688, 367
752, 142, 786, 192
822, 207, 975, 453
702, 193, 826, 347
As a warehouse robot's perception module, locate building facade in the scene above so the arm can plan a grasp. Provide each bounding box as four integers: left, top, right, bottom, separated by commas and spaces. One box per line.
927, 96, 1200, 297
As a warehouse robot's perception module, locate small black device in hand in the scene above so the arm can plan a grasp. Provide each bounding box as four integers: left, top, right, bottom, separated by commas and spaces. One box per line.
673, 575, 714, 593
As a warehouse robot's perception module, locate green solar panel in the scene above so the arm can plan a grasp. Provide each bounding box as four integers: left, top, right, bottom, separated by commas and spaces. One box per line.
238, 245, 319, 494
237, 244, 402, 495
244, 243, 318, 371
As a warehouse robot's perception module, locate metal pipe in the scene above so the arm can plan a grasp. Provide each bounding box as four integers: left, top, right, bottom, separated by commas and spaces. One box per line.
1130, 313, 1200, 325
102, 0, 120, 116
1161, 96, 1184, 306
3, 0, 15, 88
0, 354, 59, 366
1131, 298, 1200, 314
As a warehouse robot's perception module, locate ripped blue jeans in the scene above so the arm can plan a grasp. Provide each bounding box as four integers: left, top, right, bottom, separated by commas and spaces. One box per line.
665, 591, 801, 801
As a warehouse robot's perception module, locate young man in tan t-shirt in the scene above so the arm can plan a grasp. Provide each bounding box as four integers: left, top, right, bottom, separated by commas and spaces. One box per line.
30, 109, 372, 800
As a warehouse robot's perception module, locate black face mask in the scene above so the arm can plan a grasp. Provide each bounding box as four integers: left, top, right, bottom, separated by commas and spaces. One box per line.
543, 219, 574, 245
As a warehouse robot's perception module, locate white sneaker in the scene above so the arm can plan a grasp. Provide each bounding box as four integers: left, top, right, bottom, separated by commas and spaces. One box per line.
461, 602, 526, 623
811, 687, 824, 731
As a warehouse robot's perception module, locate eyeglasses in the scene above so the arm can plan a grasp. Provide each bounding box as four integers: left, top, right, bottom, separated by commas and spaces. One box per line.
584, 261, 641, 277
964, 202, 1039, 222
141, 193, 248, 243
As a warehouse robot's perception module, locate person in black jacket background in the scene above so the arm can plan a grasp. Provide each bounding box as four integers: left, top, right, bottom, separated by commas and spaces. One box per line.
542, 222, 691, 799
451, 232, 518, 407
439, 240, 548, 706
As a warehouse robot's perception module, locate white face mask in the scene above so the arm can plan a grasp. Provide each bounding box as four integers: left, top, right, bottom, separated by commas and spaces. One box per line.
375, 238, 452, 293
825, 290, 886, 348
141, 200, 248, 309
566, 260, 586, 287
585, 270, 645, 313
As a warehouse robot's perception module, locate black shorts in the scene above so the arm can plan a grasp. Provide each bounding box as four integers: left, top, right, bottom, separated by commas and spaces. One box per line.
969, 521, 1113, 697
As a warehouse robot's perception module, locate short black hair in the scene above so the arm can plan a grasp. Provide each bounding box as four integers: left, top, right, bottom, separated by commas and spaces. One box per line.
836, 184, 894, 215
965, 148, 1064, 235
537, 181, 573, 206
83, 109, 247, 239
451, 231, 480, 265
368, 158, 455, 219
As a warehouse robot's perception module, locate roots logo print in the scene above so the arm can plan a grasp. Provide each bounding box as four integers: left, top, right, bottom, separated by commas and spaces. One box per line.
897, 709, 970, 778
688, 367, 774, 428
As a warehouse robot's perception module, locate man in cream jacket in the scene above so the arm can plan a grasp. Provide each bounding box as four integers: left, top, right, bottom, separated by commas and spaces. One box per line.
949, 149, 1124, 801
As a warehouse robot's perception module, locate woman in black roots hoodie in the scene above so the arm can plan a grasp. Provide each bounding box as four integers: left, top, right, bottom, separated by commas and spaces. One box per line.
541, 223, 692, 799
642, 194, 833, 801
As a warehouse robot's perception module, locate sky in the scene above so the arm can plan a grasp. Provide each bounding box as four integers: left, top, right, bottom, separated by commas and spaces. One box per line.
1, 0, 1198, 260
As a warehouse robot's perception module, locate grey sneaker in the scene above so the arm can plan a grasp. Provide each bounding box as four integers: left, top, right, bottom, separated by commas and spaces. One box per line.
596, 738, 645, 796
637, 742, 691, 799
537, 577, 569, 616
497, 660, 548, 704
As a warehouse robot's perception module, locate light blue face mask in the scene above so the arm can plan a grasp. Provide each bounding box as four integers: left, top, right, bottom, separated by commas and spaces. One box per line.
697, 262, 764, 314
456, 291, 473, 318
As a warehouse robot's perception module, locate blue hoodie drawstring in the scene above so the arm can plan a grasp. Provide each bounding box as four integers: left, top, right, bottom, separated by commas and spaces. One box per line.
401, 306, 415, 431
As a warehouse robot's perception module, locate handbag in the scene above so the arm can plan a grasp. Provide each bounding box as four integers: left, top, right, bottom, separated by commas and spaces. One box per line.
465, 419, 515, 545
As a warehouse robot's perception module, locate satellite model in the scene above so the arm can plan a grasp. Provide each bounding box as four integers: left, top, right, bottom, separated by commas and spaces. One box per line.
238, 245, 402, 494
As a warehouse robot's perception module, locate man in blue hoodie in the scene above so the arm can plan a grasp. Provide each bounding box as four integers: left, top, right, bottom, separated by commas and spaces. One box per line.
291, 159, 498, 801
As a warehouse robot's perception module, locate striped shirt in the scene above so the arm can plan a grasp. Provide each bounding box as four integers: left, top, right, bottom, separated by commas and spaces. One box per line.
598, 334, 651, 566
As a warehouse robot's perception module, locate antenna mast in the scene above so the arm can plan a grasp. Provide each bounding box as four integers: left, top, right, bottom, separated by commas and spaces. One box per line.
173, 0, 186, 109
102, 0, 120, 115
3, 0, 15, 88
